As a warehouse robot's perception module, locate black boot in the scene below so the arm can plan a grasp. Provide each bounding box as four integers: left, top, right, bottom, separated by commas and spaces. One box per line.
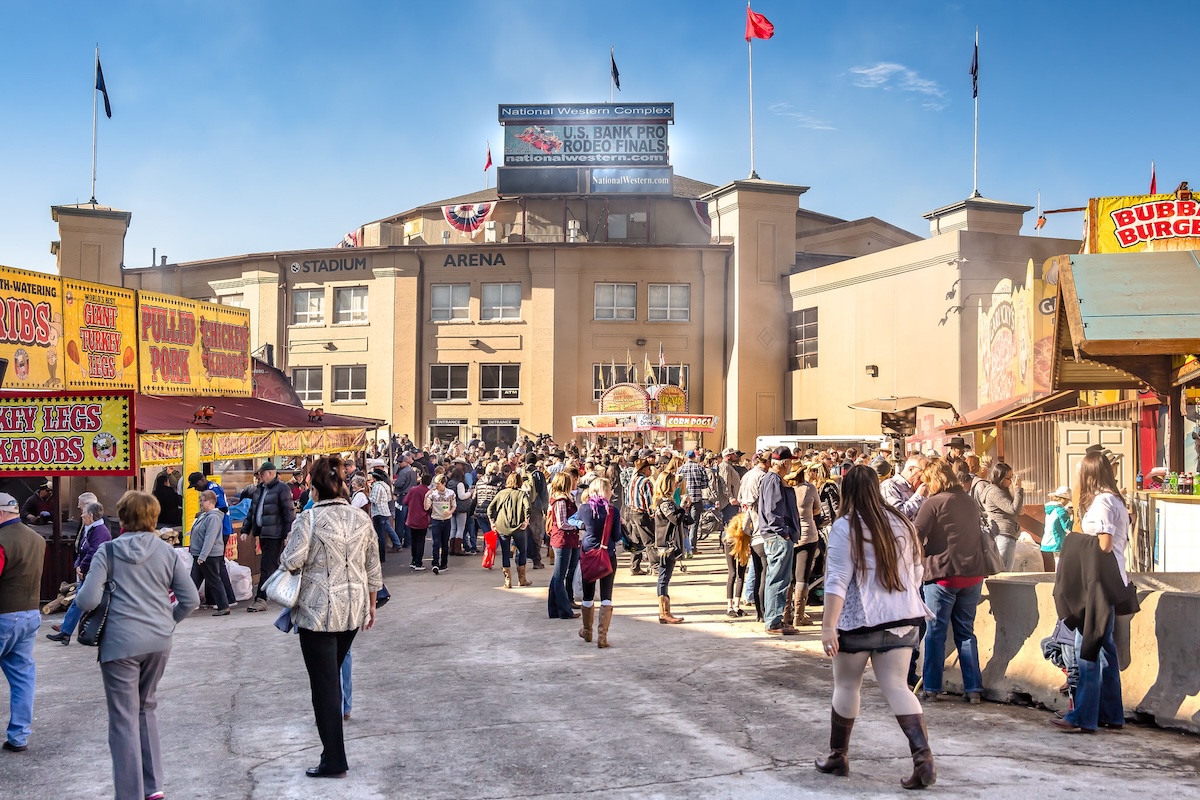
46, 631, 71, 645
896, 713, 936, 789
814, 709, 854, 776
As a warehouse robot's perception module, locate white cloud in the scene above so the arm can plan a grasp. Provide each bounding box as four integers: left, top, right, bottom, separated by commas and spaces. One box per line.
849, 62, 948, 110
768, 101, 837, 131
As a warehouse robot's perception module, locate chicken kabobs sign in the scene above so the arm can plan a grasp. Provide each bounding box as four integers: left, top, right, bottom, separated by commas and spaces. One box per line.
0, 391, 134, 475
137, 291, 252, 397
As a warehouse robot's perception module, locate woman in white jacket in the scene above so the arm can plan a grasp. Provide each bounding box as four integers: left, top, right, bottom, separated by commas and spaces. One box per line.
281, 455, 383, 779
816, 465, 936, 790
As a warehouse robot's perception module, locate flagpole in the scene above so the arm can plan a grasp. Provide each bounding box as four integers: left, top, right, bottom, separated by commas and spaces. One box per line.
748, 32, 758, 179
90, 44, 98, 205
610, 46, 615, 103
971, 27, 979, 198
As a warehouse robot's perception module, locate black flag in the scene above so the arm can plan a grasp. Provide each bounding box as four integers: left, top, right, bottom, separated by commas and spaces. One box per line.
610, 48, 620, 91
96, 57, 111, 118
969, 37, 978, 99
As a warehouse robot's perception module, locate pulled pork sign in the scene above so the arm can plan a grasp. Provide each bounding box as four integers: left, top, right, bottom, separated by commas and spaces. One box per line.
137, 292, 252, 396
0, 391, 135, 476
1088, 194, 1200, 253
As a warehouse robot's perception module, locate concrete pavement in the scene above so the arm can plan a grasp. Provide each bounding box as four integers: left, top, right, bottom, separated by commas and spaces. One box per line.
3, 543, 1198, 799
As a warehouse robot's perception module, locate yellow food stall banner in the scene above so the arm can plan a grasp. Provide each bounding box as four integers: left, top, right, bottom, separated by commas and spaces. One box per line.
0, 265, 65, 390
62, 279, 138, 390
1087, 194, 1200, 253
0, 390, 134, 476
137, 291, 252, 396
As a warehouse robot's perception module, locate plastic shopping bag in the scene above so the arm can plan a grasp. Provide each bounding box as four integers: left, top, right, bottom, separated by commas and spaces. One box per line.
482, 530, 499, 570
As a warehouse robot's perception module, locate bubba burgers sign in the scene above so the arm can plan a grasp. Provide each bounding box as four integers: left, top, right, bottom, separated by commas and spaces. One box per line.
1088, 194, 1200, 253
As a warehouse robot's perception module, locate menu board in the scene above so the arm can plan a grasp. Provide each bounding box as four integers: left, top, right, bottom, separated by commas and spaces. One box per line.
137, 291, 252, 396
0, 390, 135, 476
0, 265, 64, 390
62, 278, 138, 390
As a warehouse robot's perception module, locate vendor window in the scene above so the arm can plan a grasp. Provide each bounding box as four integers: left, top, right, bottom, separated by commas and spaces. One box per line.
593, 364, 635, 400
431, 283, 469, 321
292, 288, 325, 326
291, 367, 322, 404
332, 365, 366, 402
430, 364, 468, 401
594, 283, 637, 321
334, 286, 368, 324
481, 364, 520, 401
648, 283, 689, 321
481, 283, 521, 320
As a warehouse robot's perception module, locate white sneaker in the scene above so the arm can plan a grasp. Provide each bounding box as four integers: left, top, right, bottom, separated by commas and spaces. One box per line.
432, 566, 440, 575
411, 565, 426, 572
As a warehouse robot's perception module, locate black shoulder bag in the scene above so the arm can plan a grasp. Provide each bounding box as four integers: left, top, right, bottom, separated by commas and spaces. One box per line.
77, 541, 116, 647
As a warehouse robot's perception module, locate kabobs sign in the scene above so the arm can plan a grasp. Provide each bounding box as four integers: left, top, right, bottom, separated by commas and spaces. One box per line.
137, 291, 252, 397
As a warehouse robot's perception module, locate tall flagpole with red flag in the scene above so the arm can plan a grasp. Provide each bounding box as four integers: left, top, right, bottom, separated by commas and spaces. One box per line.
1150, 160, 1157, 194
484, 141, 493, 190
745, 4, 774, 179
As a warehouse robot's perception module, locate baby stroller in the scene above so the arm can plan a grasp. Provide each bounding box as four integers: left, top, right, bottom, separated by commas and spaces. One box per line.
698, 506, 724, 542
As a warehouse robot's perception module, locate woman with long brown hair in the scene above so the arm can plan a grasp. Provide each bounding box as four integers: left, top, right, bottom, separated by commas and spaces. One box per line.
913, 459, 989, 703
816, 465, 935, 790
1052, 451, 1129, 733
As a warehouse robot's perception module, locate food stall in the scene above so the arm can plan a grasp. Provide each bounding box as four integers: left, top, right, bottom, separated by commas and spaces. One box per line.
573, 381, 719, 449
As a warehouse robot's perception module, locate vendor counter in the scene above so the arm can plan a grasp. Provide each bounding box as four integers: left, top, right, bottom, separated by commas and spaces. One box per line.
1136, 492, 1200, 572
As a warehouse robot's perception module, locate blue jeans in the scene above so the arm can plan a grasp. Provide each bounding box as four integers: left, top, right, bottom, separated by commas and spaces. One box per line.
395, 504, 410, 547
499, 531, 527, 568
743, 557, 758, 604
684, 511, 701, 554
762, 534, 794, 630
0, 610, 39, 747
61, 600, 84, 636
373, 515, 401, 549
548, 546, 580, 618
922, 582, 984, 693
429, 519, 452, 569
1065, 609, 1124, 730
463, 515, 479, 553
995, 535, 1017, 572
657, 554, 677, 597
340, 649, 352, 716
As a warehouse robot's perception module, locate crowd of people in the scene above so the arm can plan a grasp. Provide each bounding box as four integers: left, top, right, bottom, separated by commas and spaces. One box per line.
0, 428, 1138, 794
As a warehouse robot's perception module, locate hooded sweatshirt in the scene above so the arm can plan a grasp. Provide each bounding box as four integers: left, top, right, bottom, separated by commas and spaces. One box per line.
1043, 500, 1071, 554
190, 508, 226, 559
75, 531, 199, 662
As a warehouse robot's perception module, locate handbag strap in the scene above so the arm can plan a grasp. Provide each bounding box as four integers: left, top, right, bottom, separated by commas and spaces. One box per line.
104, 540, 114, 586
600, 503, 614, 548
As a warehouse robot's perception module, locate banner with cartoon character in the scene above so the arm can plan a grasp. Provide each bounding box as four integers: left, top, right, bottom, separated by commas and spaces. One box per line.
0, 390, 134, 476
0, 265, 65, 390
62, 279, 138, 390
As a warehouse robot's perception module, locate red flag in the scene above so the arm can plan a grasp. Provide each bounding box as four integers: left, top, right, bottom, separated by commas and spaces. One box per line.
745, 6, 774, 41
1150, 160, 1156, 194
484, 142, 493, 172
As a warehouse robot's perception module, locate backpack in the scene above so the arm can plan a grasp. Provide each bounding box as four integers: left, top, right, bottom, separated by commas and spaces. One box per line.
448, 479, 470, 514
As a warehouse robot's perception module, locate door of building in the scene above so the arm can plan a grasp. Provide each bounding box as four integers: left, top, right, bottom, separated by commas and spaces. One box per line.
1056, 420, 1135, 496
480, 419, 519, 452
428, 419, 467, 448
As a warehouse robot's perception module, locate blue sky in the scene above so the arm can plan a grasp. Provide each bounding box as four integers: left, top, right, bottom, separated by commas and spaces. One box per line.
1, 1, 1196, 272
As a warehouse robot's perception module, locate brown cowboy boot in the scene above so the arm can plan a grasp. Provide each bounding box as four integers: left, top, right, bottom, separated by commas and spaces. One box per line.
814, 709, 855, 776
796, 586, 813, 626
658, 596, 683, 624
502, 567, 512, 589
578, 605, 594, 642
517, 565, 532, 586
896, 714, 936, 789
783, 590, 795, 629
597, 605, 613, 648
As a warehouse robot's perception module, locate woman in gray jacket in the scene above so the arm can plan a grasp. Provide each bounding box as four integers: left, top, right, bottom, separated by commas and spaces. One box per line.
977, 463, 1024, 572
76, 490, 200, 800
189, 490, 229, 615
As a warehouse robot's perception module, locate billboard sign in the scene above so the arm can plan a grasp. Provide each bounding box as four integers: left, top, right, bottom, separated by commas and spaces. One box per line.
0, 265, 64, 390
591, 168, 673, 194
62, 279, 138, 390
0, 390, 135, 476
498, 103, 674, 124
504, 124, 668, 166
138, 292, 252, 396
1087, 194, 1200, 253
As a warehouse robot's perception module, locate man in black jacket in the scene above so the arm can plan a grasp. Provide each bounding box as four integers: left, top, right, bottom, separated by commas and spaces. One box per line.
240, 462, 295, 612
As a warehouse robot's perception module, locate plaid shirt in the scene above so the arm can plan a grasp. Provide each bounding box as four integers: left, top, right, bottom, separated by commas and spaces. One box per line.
369, 480, 392, 518
675, 460, 710, 502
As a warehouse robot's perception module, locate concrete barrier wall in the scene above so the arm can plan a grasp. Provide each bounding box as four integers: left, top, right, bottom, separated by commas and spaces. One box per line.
933, 573, 1200, 734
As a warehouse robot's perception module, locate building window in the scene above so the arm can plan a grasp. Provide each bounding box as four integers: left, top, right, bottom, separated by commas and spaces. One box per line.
593, 364, 635, 400
648, 283, 690, 321
431, 284, 470, 321
481, 283, 521, 320
219, 293, 245, 308
332, 365, 366, 402
594, 283, 637, 321
430, 364, 468, 401
334, 286, 368, 324
480, 364, 520, 401
291, 367, 322, 404
787, 419, 818, 436
292, 289, 324, 326
650, 364, 689, 388
790, 307, 818, 369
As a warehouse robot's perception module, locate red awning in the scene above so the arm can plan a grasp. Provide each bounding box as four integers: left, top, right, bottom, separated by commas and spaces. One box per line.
133, 394, 383, 434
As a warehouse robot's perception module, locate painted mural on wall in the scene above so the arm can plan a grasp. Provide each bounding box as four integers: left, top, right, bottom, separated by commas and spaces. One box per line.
976, 259, 1056, 407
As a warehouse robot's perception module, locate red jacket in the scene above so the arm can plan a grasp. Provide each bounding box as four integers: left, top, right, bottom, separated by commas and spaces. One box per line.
403, 485, 431, 529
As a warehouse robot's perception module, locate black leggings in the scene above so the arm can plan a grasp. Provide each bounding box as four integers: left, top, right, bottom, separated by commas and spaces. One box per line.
298, 628, 357, 772
725, 541, 747, 601
750, 541, 766, 620
792, 541, 819, 591
583, 551, 617, 603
